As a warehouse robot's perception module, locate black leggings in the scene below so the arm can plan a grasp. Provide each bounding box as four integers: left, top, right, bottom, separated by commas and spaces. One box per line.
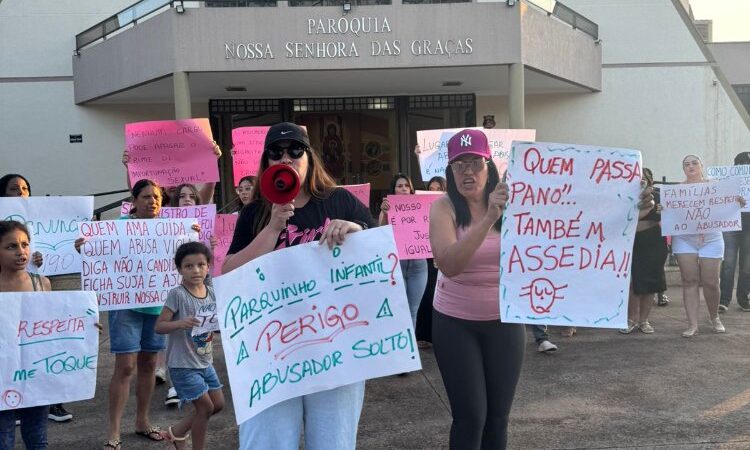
432, 310, 526, 450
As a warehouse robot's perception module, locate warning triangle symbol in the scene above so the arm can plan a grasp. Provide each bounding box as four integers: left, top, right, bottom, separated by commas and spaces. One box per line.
236, 341, 250, 365
376, 298, 394, 318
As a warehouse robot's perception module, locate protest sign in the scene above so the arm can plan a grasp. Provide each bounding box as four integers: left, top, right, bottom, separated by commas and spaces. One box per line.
0, 291, 99, 411
79, 219, 199, 311
342, 184, 371, 207
415, 127, 536, 181
120, 202, 216, 242
386, 194, 441, 260
706, 165, 750, 212
213, 226, 420, 424
0, 196, 94, 276
500, 142, 642, 328
212, 214, 238, 277
232, 126, 269, 184
660, 179, 742, 236
125, 119, 219, 187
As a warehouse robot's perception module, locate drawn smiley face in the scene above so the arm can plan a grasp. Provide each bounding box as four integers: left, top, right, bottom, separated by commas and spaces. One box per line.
520, 278, 569, 314
2, 389, 23, 408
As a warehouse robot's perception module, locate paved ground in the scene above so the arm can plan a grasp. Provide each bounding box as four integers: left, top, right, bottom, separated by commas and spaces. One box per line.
26, 284, 750, 449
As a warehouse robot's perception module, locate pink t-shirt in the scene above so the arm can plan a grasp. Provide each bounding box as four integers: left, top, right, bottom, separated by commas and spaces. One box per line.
433, 228, 501, 321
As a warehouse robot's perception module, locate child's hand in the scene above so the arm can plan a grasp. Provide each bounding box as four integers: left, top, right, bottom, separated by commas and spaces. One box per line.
32, 251, 44, 268
74, 237, 86, 253
191, 224, 201, 233
209, 235, 218, 249
179, 317, 201, 330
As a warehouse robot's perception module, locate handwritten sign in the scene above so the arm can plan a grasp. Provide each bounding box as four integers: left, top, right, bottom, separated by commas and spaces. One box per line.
707, 165, 750, 212
79, 219, 199, 311
500, 142, 642, 328
0, 291, 99, 411
386, 194, 441, 260
660, 180, 742, 236
213, 226, 421, 424
120, 203, 216, 242
232, 126, 269, 184
212, 214, 238, 277
0, 196, 94, 276
125, 119, 219, 187
416, 128, 536, 181
342, 184, 371, 207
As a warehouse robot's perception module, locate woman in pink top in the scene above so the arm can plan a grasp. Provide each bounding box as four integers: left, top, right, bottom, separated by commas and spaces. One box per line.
429, 129, 524, 450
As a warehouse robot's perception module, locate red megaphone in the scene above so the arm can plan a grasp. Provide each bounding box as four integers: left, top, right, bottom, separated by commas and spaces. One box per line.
260, 164, 301, 204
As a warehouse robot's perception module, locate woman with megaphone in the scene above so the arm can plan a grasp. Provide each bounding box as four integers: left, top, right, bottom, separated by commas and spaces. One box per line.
222, 122, 377, 450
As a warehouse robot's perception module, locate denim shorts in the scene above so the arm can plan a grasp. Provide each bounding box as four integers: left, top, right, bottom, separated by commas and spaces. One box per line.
169, 366, 222, 405
108, 309, 166, 354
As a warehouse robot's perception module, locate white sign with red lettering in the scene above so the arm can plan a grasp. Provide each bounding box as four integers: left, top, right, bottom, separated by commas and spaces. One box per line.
0, 291, 99, 411
500, 142, 642, 328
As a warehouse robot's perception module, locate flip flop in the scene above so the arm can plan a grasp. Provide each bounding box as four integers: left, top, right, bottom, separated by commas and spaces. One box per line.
135, 425, 164, 441
103, 439, 121, 450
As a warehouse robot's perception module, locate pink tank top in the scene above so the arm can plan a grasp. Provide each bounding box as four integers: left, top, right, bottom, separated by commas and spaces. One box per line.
433, 228, 500, 321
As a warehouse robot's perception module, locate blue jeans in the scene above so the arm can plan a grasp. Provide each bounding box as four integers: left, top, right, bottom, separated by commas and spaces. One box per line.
720, 229, 750, 308
401, 259, 428, 328
238, 382, 365, 450
529, 325, 549, 344
0, 406, 49, 450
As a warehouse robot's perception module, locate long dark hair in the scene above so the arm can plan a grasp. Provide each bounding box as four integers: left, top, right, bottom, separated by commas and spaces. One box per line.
389, 173, 415, 195
129, 179, 162, 216
426, 176, 446, 192
250, 146, 337, 235
0, 174, 31, 197
169, 183, 201, 207
445, 159, 502, 231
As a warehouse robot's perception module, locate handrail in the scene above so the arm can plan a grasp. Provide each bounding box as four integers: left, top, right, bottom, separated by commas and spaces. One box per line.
76, 0, 174, 51
93, 196, 131, 220
87, 188, 131, 197
551, 1, 598, 40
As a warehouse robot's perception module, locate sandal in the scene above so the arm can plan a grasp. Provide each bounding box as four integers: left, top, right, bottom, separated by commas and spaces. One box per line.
103, 439, 121, 449
160, 426, 189, 449
135, 425, 164, 441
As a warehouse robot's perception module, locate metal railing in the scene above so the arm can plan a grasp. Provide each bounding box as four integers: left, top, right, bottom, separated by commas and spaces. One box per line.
76, 0, 173, 51
551, 1, 598, 39
87, 188, 131, 220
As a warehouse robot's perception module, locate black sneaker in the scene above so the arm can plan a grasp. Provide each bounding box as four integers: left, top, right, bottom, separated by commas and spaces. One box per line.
48, 404, 73, 422
657, 293, 669, 306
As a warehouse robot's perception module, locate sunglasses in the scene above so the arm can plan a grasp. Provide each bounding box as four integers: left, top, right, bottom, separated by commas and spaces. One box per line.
265, 143, 308, 161
450, 158, 487, 174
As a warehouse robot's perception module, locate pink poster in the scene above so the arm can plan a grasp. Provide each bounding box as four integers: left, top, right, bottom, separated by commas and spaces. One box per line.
415, 127, 536, 181
212, 214, 238, 276
125, 119, 219, 188
386, 194, 442, 260
120, 202, 216, 243
342, 183, 370, 207
232, 126, 270, 184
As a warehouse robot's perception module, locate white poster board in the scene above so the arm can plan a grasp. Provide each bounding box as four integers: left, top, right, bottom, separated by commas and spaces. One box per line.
706, 165, 750, 212
660, 179, 742, 235
0, 197, 94, 275
213, 226, 421, 424
0, 291, 99, 410
415, 127, 536, 181
79, 219, 199, 311
500, 142, 642, 328
120, 202, 216, 243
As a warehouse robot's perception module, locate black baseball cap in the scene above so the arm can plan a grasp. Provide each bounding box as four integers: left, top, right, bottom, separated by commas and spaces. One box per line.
264, 122, 311, 148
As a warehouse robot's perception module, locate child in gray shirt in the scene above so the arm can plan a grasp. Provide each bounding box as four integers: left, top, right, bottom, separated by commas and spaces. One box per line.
155, 242, 224, 449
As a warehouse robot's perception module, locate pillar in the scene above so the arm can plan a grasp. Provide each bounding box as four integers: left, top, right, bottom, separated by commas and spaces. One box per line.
508, 63, 525, 129
173, 71, 192, 119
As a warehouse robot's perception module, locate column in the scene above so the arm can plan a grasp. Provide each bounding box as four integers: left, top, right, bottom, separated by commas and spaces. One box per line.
173, 71, 192, 119
508, 63, 525, 129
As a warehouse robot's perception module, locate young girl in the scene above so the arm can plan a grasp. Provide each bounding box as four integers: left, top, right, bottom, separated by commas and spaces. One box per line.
170, 184, 202, 208
155, 242, 224, 449
0, 220, 52, 449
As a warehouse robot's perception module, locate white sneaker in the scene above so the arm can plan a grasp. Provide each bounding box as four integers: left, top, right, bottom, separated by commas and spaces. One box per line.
155, 367, 167, 385
537, 340, 558, 353
165, 387, 179, 406
711, 316, 726, 333
718, 304, 729, 313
